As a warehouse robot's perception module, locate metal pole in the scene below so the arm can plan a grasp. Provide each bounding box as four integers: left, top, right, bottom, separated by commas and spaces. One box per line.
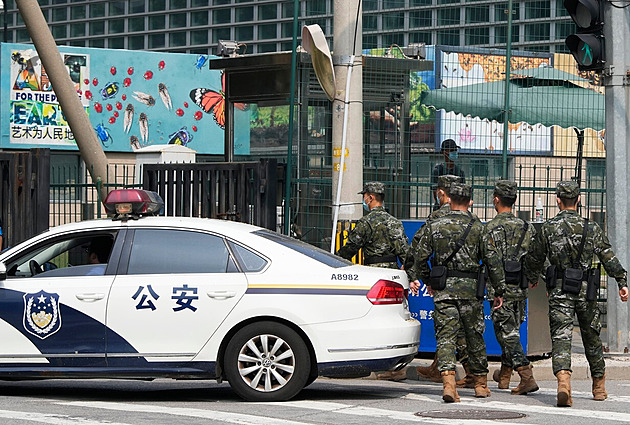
603, 0, 630, 354
501, 0, 514, 179
284, 0, 299, 236
1, 0, 7, 43
15, 0, 110, 203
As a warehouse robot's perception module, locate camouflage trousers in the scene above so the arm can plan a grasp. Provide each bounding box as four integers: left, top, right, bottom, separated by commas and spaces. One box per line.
432, 312, 468, 365
491, 299, 529, 369
548, 291, 604, 377
434, 298, 488, 375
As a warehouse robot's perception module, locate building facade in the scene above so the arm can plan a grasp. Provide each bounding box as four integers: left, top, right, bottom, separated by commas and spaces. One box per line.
3, 1, 575, 56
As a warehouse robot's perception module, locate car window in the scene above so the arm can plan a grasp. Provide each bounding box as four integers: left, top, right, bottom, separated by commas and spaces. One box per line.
127, 229, 231, 274
5, 232, 116, 278
227, 240, 267, 272
252, 229, 352, 268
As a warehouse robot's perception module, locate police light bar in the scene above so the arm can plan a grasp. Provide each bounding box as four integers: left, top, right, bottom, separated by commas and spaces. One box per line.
103, 189, 163, 219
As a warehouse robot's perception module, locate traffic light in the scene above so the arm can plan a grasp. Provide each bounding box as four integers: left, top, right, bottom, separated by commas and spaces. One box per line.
564, 0, 605, 71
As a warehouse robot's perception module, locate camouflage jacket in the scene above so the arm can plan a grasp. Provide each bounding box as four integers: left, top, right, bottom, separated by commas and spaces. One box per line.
404, 203, 451, 270
336, 206, 409, 268
527, 209, 627, 290
481, 212, 536, 300
407, 209, 483, 301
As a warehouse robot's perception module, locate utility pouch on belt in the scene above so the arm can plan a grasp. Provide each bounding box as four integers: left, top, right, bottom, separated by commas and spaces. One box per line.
476, 264, 488, 300
430, 265, 448, 290
561, 268, 583, 294
586, 265, 601, 301
545, 265, 557, 290
504, 260, 522, 286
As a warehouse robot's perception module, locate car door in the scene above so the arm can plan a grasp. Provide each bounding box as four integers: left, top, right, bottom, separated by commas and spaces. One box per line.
105, 228, 248, 364
0, 230, 122, 368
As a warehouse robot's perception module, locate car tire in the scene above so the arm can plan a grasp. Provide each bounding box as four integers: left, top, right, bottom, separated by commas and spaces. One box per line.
224, 321, 310, 402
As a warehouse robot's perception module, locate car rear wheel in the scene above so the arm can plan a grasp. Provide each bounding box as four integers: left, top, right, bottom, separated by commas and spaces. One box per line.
224, 321, 310, 402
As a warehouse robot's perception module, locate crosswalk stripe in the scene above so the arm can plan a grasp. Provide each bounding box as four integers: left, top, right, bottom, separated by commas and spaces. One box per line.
58, 401, 312, 425
0, 409, 132, 425
263, 399, 537, 425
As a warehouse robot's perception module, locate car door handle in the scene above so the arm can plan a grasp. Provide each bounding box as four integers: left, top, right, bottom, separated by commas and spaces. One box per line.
76, 293, 105, 301
207, 291, 237, 299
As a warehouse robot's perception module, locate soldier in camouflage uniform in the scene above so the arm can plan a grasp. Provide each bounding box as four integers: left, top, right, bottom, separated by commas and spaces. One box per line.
481, 180, 539, 395
336, 182, 409, 269
407, 182, 489, 402
527, 181, 629, 407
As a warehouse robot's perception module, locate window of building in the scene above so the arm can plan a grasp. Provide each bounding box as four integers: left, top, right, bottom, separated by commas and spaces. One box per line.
438, 8, 460, 26
383, 13, 404, 31
364, 15, 378, 32
109, 1, 125, 16
466, 6, 489, 24
258, 42, 277, 53
213, 8, 231, 24
109, 37, 125, 49
281, 41, 293, 50
170, 0, 187, 9
363, 34, 378, 50
109, 19, 125, 34
128, 35, 145, 49
410, 0, 432, 5
70, 40, 86, 47
149, 15, 166, 30
259, 23, 277, 40
130, 0, 146, 13
190, 29, 208, 45
555, 22, 574, 40
363, 0, 377, 11
213, 27, 232, 42
170, 32, 187, 47
525, 1, 550, 19
437, 0, 459, 4
383, 0, 404, 9
437, 28, 459, 45
149, 0, 167, 11
524, 23, 549, 42
410, 31, 432, 44
192, 0, 210, 6
148, 33, 166, 48
70, 6, 86, 20
410, 10, 431, 28
258, 4, 277, 20
170, 13, 187, 28
51, 25, 67, 39
90, 39, 105, 48
306, 0, 326, 16
90, 22, 105, 36
282, 2, 294, 18
495, 3, 520, 22
213, 0, 230, 4
89, 3, 105, 18
237, 25, 254, 41
52, 8, 67, 22
465, 27, 489, 45
129, 17, 146, 32
494, 25, 519, 44
70, 23, 86, 37
191, 11, 208, 26
16, 29, 31, 42
235, 6, 253, 22
383, 32, 405, 47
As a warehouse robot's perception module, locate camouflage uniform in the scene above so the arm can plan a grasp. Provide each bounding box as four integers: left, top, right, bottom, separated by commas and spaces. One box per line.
482, 180, 536, 370
336, 182, 409, 269
407, 183, 488, 375
527, 181, 628, 377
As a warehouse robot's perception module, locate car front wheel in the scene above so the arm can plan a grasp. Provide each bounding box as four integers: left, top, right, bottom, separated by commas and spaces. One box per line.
224, 321, 310, 401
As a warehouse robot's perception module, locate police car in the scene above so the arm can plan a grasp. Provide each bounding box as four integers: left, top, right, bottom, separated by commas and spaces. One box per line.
0, 189, 419, 401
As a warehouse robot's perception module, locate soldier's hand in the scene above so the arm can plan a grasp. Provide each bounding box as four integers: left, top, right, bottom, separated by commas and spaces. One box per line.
620, 287, 629, 302
409, 280, 421, 294
529, 281, 539, 289
492, 296, 503, 310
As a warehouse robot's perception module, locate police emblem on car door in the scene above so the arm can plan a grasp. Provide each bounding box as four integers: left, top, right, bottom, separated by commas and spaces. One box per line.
23, 290, 61, 339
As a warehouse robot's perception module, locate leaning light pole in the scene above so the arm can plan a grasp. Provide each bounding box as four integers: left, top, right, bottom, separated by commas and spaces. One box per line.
15, 0, 110, 203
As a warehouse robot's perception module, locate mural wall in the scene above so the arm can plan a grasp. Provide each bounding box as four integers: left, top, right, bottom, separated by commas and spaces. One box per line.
1, 43, 250, 155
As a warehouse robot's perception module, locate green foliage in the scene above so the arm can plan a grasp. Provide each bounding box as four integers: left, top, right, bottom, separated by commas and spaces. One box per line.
250, 105, 291, 127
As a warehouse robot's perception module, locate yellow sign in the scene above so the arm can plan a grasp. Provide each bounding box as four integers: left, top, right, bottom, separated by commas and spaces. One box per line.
333, 148, 349, 157
333, 162, 347, 172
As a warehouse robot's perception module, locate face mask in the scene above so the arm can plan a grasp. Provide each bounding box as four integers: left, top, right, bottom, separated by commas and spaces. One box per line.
448, 151, 459, 161
362, 199, 370, 211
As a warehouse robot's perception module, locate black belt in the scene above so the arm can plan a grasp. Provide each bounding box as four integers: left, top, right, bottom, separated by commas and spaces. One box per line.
447, 270, 478, 279
555, 268, 587, 280
364, 254, 398, 265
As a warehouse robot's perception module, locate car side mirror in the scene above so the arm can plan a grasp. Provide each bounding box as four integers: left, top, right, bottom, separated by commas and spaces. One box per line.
0, 262, 6, 281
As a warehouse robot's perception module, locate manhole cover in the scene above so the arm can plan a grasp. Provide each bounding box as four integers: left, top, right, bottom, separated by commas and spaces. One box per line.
416, 409, 526, 420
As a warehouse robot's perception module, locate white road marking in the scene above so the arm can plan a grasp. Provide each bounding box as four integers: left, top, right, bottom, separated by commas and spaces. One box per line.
58, 401, 312, 425
0, 409, 132, 425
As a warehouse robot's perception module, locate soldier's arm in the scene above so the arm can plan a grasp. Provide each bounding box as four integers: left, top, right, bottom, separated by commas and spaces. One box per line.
406, 224, 432, 283
391, 222, 410, 264
592, 224, 628, 290
481, 226, 506, 297
336, 219, 370, 260
524, 225, 547, 282
522, 224, 540, 284
404, 229, 422, 270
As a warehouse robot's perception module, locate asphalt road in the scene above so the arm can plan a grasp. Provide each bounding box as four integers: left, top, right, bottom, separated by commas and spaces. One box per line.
0, 375, 629, 425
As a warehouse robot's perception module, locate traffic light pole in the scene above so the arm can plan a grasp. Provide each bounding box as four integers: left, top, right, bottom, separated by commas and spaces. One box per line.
603, 0, 630, 354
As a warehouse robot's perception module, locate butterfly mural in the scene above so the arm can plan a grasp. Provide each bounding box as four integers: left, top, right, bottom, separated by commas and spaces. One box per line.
189, 72, 247, 129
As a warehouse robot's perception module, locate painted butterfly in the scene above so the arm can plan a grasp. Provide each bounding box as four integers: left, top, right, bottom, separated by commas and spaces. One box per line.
189, 72, 247, 129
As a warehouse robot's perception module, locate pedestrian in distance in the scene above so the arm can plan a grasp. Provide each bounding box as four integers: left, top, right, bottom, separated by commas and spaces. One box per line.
481, 180, 539, 395
527, 180, 629, 407
407, 182, 490, 403
335, 181, 409, 269
431, 139, 465, 211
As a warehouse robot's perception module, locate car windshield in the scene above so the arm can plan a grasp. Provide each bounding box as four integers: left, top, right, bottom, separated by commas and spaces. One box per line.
253, 230, 352, 268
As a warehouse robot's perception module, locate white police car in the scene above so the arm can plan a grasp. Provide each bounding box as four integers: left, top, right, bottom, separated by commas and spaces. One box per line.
0, 189, 419, 401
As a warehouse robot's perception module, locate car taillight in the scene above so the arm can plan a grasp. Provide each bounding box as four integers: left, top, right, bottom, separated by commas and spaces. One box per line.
366, 280, 405, 305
